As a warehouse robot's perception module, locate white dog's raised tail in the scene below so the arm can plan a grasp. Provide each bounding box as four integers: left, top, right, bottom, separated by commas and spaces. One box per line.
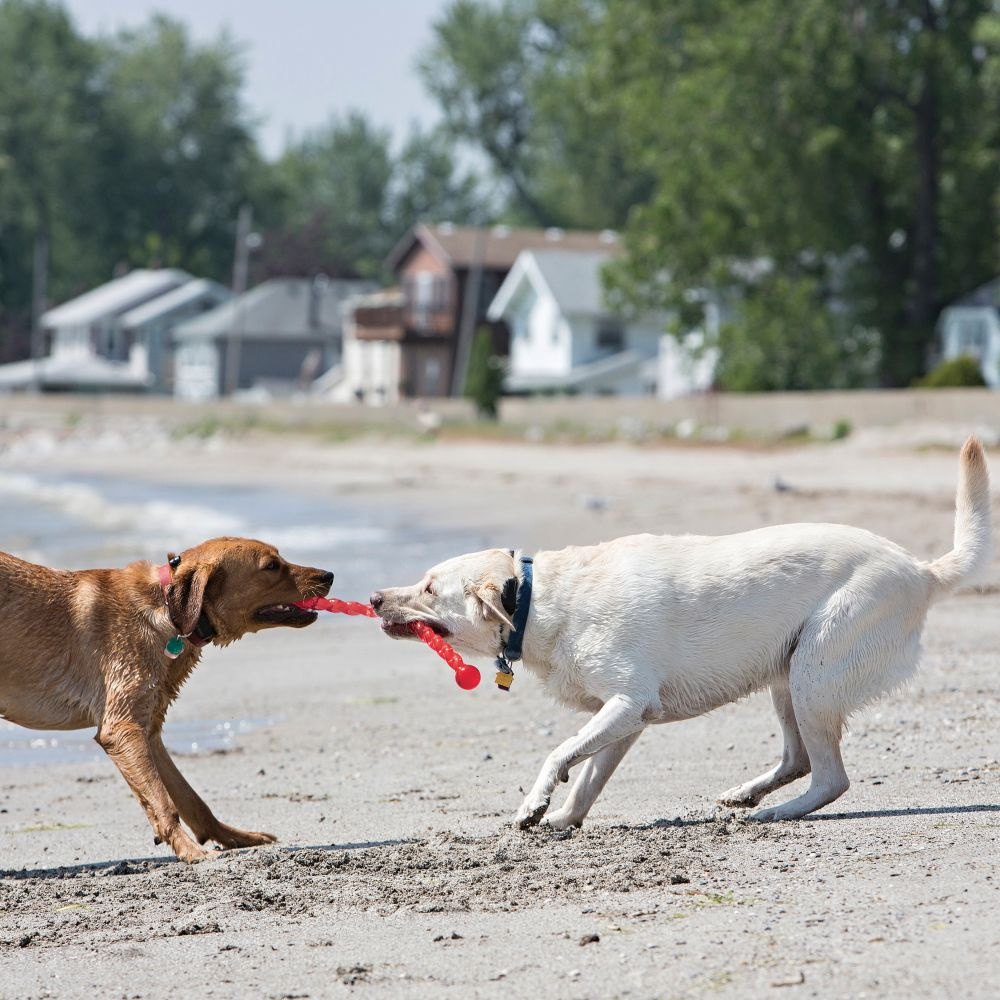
927, 435, 992, 592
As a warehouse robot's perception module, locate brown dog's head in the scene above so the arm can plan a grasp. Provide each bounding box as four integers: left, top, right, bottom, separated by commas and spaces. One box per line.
163, 537, 334, 646
370, 548, 516, 658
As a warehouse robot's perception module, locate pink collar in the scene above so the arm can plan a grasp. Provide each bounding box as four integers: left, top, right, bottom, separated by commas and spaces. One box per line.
158, 563, 211, 648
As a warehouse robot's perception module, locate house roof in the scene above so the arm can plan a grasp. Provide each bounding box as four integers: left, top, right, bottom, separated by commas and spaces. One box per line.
487, 248, 620, 321
386, 222, 620, 272
173, 277, 375, 342
120, 278, 231, 329
41, 269, 192, 328
951, 278, 1000, 309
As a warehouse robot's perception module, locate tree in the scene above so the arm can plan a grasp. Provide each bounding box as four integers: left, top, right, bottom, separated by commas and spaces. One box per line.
0, 0, 102, 352
420, 0, 654, 230
265, 113, 395, 279
599, 0, 1000, 387
94, 15, 258, 281
464, 327, 505, 417
388, 126, 486, 229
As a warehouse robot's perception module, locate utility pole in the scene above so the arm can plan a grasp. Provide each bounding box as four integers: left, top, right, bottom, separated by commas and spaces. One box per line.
224, 204, 258, 396
450, 227, 487, 397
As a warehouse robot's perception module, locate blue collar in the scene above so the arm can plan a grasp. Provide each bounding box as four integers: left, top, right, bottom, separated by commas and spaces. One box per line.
495, 555, 532, 690
502, 555, 533, 662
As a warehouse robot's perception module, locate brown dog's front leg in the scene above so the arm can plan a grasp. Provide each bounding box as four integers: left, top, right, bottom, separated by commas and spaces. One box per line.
96, 721, 215, 863
150, 734, 276, 849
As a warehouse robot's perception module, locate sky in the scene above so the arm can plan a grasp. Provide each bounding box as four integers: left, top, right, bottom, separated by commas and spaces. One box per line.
63, 0, 452, 160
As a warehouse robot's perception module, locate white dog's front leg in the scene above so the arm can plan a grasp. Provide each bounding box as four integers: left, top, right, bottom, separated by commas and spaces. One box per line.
544, 730, 643, 830
515, 695, 645, 829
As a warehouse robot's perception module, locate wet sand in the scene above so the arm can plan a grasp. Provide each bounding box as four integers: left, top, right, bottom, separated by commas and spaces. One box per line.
2, 414, 999, 999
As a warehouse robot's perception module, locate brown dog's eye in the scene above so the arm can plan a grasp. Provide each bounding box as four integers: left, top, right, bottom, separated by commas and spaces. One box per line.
263, 559, 280, 572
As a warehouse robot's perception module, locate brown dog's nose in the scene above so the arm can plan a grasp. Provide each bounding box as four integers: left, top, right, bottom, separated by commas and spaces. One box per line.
320, 571, 334, 586
370, 591, 384, 611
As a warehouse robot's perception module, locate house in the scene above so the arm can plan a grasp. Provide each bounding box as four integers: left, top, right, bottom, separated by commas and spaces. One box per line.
0, 268, 191, 393
937, 279, 1000, 387
119, 278, 231, 393
172, 276, 374, 399
487, 247, 669, 396
352, 223, 621, 398
320, 288, 405, 405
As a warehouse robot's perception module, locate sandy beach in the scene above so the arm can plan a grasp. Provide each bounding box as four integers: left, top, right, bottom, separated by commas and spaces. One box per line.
1, 402, 999, 999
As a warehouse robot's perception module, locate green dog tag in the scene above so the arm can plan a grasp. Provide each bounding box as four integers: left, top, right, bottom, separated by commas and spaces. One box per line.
164, 636, 185, 658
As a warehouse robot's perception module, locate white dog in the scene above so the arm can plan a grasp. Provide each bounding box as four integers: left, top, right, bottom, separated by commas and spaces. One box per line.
371, 438, 991, 829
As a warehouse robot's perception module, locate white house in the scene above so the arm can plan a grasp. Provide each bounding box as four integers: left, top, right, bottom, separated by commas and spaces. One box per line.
487, 248, 708, 397
0, 269, 191, 393
937, 279, 1000, 387
318, 288, 404, 405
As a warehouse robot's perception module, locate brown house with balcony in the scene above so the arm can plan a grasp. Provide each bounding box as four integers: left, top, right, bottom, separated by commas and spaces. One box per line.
353, 222, 620, 397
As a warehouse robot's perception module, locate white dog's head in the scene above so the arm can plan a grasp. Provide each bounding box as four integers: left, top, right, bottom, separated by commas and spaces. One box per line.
370, 548, 517, 658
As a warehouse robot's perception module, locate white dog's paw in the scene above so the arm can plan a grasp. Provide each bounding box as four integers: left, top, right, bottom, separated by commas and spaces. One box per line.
749, 804, 798, 823
514, 794, 550, 829
542, 808, 583, 832
717, 784, 762, 808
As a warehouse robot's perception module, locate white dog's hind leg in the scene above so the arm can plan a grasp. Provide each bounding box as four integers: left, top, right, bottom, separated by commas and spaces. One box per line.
515, 695, 646, 829
751, 654, 850, 821
544, 731, 643, 830
717, 679, 810, 807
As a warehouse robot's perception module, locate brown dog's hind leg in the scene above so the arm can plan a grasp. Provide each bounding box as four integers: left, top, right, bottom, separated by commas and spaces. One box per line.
96, 721, 216, 863
151, 735, 277, 849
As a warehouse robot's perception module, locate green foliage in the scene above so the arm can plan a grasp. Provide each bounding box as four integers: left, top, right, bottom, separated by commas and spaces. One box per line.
94, 16, 258, 279
593, 0, 1000, 388
420, 0, 653, 228
712, 274, 880, 392
832, 418, 852, 440
464, 328, 505, 418
914, 355, 987, 388
263, 118, 484, 282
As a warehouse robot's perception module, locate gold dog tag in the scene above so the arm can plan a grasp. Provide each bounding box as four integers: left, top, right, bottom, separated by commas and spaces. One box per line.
495, 670, 514, 691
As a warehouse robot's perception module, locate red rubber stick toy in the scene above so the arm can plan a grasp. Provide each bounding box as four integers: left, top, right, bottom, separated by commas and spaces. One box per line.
295, 596, 481, 690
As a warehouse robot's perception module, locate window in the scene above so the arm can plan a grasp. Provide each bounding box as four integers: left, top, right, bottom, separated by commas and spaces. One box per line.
956, 317, 988, 355
596, 321, 625, 354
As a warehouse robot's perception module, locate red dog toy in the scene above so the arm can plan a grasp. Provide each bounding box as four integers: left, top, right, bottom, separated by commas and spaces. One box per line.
294, 596, 481, 690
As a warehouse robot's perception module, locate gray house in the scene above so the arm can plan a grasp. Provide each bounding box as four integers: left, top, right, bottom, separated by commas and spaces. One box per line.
119, 278, 231, 393
937, 279, 1000, 387
172, 277, 374, 399
0, 268, 190, 393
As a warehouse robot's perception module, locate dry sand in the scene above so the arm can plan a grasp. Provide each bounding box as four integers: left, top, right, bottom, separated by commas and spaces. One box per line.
2, 413, 1000, 999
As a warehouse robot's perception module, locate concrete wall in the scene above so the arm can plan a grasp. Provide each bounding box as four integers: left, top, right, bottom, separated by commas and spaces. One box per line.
2, 388, 998, 438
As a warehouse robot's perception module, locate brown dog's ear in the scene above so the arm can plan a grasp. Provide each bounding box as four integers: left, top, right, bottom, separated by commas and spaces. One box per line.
165, 563, 214, 636
470, 582, 514, 628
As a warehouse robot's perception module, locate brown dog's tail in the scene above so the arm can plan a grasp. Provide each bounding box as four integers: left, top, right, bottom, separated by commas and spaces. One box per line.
928, 435, 992, 592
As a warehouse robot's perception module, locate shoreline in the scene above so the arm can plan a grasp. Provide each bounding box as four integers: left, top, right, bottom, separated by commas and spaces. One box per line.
1, 407, 999, 999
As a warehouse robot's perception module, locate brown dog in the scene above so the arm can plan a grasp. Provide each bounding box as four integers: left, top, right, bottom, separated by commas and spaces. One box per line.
0, 537, 332, 862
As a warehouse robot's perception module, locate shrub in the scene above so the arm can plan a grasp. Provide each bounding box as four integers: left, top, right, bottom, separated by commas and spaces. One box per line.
464, 327, 505, 418
914, 355, 986, 388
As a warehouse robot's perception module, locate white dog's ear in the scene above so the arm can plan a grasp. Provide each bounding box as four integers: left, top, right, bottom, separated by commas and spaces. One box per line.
470, 582, 515, 628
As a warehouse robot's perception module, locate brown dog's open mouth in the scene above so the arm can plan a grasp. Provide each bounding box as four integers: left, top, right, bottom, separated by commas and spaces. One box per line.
380, 619, 450, 639
255, 604, 318, 627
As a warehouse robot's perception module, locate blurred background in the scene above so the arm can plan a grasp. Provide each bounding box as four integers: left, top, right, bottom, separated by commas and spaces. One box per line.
0, 0, 998, 407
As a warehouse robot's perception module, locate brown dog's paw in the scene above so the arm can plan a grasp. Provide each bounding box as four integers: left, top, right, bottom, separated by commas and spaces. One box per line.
175, 841, 220, 864
210, 824, 278, 849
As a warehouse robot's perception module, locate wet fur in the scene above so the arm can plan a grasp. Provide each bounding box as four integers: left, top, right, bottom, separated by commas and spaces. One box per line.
0, 537, 332, 862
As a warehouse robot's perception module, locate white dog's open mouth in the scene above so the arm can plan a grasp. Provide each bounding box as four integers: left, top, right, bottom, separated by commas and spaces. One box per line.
380, 619, 450, 639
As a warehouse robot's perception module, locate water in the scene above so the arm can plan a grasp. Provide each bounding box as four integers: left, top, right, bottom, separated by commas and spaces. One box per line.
0, 467, 488, 765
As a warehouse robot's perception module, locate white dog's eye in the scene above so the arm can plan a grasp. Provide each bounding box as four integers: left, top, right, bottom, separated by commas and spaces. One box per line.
424, 581, 435, 595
